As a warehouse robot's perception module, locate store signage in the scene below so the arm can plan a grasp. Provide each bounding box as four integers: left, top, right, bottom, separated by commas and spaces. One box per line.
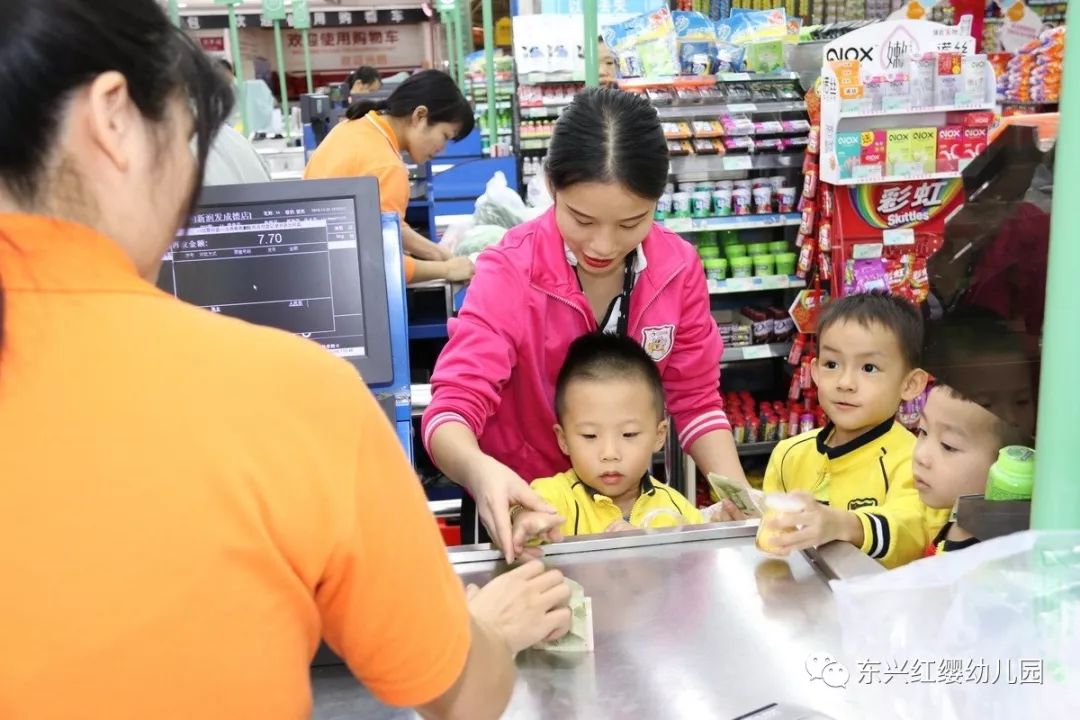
261, 0, 286, 22
839, 179, 964, 230
283, 24, 424, 71
182, 8, 425, 31
821, 20, 973, 76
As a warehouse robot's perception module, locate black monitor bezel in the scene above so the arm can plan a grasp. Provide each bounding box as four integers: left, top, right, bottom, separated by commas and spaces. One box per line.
187, 177, 393, 384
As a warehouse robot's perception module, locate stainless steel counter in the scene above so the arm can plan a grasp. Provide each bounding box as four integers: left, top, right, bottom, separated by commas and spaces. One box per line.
312, 524, 880, 720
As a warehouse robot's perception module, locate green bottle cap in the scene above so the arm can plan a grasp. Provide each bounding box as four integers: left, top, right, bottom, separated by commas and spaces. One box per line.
985, 446, 1036, 501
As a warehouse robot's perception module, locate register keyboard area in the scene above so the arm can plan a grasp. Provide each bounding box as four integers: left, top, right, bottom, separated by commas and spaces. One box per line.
160, 199, 367, 358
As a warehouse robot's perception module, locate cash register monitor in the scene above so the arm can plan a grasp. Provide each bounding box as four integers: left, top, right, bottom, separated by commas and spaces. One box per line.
158, 177, 393, 384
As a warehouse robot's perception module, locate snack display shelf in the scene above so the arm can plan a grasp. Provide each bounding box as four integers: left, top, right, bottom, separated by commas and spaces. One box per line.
836, 102, 997, 120
662, 212, 801, 234
520, 105, 570, 119
722, 342, 792, 363
707, 275, 805, 295
518, 71, 585, 85
656, 100, 806, 120
668, 152, 805, 176
474, 101, 513, 112
828, 169, 964, 186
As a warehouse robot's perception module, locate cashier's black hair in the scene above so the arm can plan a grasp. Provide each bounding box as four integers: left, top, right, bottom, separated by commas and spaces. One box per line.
344, 70, 474, 140
0, 0, 233, 361
816, 291, 924, 370
546, 87, 668, 200
347, 65, 381, 89
555, 333, 666, 420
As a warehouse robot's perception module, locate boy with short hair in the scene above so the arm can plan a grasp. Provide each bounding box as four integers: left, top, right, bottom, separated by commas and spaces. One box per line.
510, 333, 703, 551
761, 291, 930, 569
914, 314, 1035, 554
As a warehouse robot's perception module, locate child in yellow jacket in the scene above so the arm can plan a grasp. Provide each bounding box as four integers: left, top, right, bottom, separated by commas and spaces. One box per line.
761, 292, 930, 569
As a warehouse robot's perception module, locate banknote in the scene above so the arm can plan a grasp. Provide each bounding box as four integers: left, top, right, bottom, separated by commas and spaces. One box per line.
706, 472, 764, 518
533, 578, 594, 653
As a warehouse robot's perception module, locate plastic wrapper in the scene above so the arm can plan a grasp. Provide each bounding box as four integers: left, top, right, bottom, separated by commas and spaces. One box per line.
831, 531, 1080, 720
474, 171, 534, 228
673, 11, 717, 76
603, 8, 679, 79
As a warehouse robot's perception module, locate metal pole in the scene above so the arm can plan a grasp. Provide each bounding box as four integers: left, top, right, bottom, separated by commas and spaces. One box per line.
1031, 1, 1080, 530
583, 0, 599, 87
272, 20, 291, 138
226, 6, 249, 134
481, 0, 497, 155
167, 0, 181, 27
300, 32, 314, 94
443, 12, 459, 89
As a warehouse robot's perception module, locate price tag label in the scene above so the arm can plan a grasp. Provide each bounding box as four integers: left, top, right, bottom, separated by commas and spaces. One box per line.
721, 73, 752, 82
724, 155, 754, 171
725, 277, 752, 292
882, 97, 911, 112
852, 165, 882, 181
841, 99, 872, 115
664, 218, 692, 234
883, 228, 916, 246
852, 243, 884, 259
726, 103, 757, 113
742, 345, 774, 360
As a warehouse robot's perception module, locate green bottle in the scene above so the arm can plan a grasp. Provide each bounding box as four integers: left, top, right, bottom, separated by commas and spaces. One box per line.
985, 446, 1037, 501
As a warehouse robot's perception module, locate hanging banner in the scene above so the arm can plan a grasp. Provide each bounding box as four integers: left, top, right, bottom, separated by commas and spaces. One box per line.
283, 25, 424, 71
181, 9, 425, 32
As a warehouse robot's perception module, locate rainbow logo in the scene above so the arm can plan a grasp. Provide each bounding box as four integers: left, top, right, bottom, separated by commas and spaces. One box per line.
847, 180, 964, 229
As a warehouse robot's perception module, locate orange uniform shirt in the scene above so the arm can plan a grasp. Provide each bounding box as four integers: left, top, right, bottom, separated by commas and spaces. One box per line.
0, 214, 468, 719
304, 112, 417, 282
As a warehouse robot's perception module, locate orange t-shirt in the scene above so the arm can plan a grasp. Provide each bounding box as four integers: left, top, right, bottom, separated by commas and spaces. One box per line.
0, 214, 468, 718
304, 112, 417, 282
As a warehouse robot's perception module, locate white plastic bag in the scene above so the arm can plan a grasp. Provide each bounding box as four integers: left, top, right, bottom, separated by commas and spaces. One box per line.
474, 171, 530, 229
829, 531, 1080, 720
526, 171, 553, 210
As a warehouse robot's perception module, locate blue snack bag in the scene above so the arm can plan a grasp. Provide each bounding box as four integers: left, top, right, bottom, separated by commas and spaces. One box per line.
674, 11, 717, 76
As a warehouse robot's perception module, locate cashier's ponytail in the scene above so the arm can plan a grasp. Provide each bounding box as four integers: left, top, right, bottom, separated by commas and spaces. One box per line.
547, 87, 669, 200
0, 0, 234, 362
345, 70, 474, 140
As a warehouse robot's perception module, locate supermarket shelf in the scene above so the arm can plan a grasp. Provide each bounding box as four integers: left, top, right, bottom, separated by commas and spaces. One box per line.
669, 152, 805, 176
828, 169, 963, 186
656, 100, 806, 120
518, 72, 585, 85
479, 129, 514, 137
520, 140, 551, 152
736, 441, 779, 457
520, 105, 569, 119
722, 342, 791, 363
707, 275, 805, 295
662, 213, 802, 234
719, 71, 800, 83
837, 102, 996, 119
474, 101, 512, 111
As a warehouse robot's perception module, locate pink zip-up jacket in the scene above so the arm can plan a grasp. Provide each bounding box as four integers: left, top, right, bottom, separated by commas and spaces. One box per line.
421, 207, 729, 484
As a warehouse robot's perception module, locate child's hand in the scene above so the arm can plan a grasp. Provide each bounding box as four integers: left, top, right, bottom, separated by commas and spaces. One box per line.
709, 499, 750, 522
510, 510, 565, 559
604, 518, 637, 533
766, 491, 864, 553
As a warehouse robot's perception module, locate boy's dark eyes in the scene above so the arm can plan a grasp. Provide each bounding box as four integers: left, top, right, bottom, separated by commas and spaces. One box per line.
623, 432, 640, 439
581, 433, 597, 440
941, 442, 958, 454
822, 360, 839, 370
862, 363, 879, 373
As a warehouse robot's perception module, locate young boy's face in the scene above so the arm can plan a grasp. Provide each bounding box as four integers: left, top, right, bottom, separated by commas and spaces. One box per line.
555, 376, 667, 503
913, 387, 1002, 509
812, 320, 926, 442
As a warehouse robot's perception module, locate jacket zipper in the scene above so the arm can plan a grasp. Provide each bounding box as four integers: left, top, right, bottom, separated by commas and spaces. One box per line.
535, 285, 596, 331
630, 264, 685, 335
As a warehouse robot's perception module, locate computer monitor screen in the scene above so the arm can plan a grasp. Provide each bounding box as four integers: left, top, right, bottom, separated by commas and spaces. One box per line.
158, 178, 393, 384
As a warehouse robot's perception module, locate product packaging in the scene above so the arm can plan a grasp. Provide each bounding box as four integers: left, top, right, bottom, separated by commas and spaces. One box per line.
910, 53, 936, 107
936, 125, 963, 172
960, 53, 989, 105
886, 128, 914, 176
603, 7, 680, 79
935, 52, 963, 106
834, 131, 861, 179
860, 130, 887, 177
909, 127, 937, 174
673, 11, 717, 76
961, 126, 988, 165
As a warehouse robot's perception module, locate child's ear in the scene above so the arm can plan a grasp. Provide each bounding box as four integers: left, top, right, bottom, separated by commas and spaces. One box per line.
901, 368, 929, 402
554, 424, 570, 456
652, 418, 669, 453
810, 357, 821, 387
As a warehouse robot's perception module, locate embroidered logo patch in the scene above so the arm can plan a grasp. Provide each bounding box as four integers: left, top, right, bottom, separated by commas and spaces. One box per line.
847, 497, 879, 511
641, 325, 675, 362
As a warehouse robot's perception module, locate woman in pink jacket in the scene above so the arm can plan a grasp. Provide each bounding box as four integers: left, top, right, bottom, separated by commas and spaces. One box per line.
422, 88, 746, 558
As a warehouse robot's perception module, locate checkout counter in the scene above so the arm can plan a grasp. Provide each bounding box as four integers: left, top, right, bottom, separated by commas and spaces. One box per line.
311, 523, 884, 720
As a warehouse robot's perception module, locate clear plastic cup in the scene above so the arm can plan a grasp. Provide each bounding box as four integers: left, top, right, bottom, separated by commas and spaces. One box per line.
755, 493, 806, 555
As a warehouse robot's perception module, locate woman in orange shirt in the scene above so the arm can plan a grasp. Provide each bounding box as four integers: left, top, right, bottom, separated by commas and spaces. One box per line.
0, 1, 570, 718
306, 70, 474, 283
